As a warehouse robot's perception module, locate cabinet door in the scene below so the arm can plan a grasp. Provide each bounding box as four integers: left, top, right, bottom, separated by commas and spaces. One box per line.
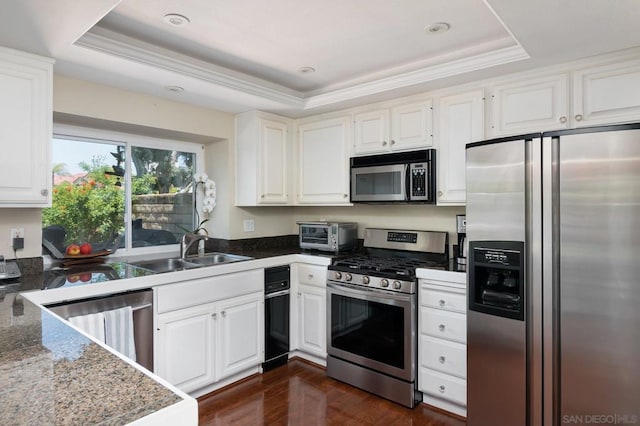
391, 100, 433, 150
297, 284, 326, 357
0, 48, 53, 206
354, 109, 390, 155
297, 117, 350, 204
217, 292, 263, 380
155, 303, 216, 392
573, 58, 640, 127
259, 119, 289, 204
436, 90, 484, 206
489, 74, 568, 136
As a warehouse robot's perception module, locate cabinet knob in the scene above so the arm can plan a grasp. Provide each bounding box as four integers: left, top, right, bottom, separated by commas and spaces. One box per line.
437, 190, 443, 197
308, 274, 313, 279
212, 313, 217, 319
438, 299, 445, 307
390, 139, 396, 145
261, 194, 265, 198
343, 194, 348, 198
221, 311, 226, 317
438, 324, 446, 332
439, 356, 446, 364
575, 114, 583, 122
382, 141, 388, 146
297, 292, 301, 297
41, 189, 49, 196
559, 116, 567, 124
439, 385, 446, 393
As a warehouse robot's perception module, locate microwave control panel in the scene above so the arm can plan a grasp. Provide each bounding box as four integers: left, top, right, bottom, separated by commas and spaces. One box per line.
410, 163, 428, 200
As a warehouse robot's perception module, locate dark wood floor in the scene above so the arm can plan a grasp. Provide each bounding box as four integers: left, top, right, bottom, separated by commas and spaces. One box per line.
198, 359, 467, 425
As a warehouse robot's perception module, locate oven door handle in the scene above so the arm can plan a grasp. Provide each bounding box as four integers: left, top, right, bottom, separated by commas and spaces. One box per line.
326, 281, 413, 304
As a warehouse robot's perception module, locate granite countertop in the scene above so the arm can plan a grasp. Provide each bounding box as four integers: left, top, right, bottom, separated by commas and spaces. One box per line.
0, 277, 182, 425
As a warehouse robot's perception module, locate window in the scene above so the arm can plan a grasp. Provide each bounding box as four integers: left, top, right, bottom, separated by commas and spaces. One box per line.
43, 125, 204, 256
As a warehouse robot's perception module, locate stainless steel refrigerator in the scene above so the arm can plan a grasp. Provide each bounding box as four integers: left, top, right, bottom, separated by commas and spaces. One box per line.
465, 123, 640, 426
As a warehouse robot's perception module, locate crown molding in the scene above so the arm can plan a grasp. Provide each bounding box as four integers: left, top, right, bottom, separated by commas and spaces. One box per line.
76, 27, 529, 112
303, 45, 529, 110
76, 28, 305, 109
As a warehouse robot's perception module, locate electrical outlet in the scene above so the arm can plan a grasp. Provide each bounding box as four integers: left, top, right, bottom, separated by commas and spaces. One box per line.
10, 228, 24, 239
243, 219, 255, 232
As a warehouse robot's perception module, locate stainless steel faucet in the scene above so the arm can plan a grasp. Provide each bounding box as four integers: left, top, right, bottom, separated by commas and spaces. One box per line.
180, 232, 209, 258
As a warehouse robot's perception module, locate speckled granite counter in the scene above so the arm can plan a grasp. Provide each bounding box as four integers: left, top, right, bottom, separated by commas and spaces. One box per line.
0, 279, 185, 425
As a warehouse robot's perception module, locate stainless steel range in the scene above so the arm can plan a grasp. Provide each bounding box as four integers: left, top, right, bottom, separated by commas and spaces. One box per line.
326, 228, 449, 408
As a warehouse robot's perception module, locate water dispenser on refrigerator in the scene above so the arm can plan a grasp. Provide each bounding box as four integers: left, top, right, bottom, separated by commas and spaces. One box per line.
468, 241, 525, 321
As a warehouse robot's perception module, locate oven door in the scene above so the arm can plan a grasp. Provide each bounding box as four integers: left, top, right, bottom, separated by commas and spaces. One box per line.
350, 164, 408, 202
326, 281, 416, 381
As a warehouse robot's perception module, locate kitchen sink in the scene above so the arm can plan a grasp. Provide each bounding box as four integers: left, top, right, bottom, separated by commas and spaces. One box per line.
186, 252, 253, 266
127, 258, 201, 274
126, 252, 253, 274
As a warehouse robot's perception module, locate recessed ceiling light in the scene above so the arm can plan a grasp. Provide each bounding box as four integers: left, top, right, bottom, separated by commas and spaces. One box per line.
165, 85, 184, 92
299, 67, 316, 74
163, 13, 190, 27
424, 22, 450, 35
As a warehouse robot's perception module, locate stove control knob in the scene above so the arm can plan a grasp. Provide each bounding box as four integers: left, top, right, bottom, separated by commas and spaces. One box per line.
393, 281, 402, 290
345, 273, 352, 281
362, 276, 370, 285
381, 279, 389, 288
334, 272, 342, 280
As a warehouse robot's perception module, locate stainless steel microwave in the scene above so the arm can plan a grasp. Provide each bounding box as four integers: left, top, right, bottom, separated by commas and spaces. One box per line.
297, 222, 358, 252
350, 149, 436, 203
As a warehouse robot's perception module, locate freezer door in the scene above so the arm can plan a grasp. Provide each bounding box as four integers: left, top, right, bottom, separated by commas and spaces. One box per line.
466, 140, 527, 243
552, 128, 640, 422
466, 138, 528, 426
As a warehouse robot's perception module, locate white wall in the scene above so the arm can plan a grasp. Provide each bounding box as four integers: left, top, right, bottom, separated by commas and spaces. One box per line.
0, 209, 43, 258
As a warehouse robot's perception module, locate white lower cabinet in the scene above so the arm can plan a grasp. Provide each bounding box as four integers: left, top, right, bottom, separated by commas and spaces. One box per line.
154, 269, 264, 394
155, 302, 217, 392
217, 293, 263, 380
292, 263, 327, 362
297, 283, 326, 357
418, 272, 467, 418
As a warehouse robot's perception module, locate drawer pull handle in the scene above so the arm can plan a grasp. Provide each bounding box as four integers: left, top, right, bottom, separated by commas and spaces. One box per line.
438, 299, 445, 307
438, 324, 445, 332
212, 313, 217, 319
221, 311, 226, 317
439, 356, 446, 364
439, 385, 446, 393
309, 274, 314, 279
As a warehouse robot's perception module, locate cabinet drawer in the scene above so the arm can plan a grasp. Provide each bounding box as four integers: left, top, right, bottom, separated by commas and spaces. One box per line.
420, 335, 466, 379
420, 307, 466, 343
298, 264, 326, 287
419, 367, 467, 407
420, 287, 466, 313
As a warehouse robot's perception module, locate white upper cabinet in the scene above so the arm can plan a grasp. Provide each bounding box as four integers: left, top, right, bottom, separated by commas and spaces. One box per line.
0, 47, 54, 207
435, 89, 484, 206
572, 58, 640, 127
488, 73, 569, 137
235, 111, 291, 206
296, 116, 351, 205
354, 100, 433, 155
353, 109, 389, 155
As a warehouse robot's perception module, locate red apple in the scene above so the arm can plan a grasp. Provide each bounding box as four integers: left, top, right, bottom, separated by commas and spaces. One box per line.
66, 244, 81, 256
79, 243, 92, 255
67, 274, 80, 283
79, 273, 92, 282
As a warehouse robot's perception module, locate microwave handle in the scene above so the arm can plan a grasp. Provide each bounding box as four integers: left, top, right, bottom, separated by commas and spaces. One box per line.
404, 163, 411, 201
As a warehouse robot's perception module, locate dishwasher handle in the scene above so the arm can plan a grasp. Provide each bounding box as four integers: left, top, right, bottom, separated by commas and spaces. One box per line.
265, 289, 290, 299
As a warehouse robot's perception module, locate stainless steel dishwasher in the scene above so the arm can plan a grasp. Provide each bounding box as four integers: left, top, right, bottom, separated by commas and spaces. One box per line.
46, 289, 154, 372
